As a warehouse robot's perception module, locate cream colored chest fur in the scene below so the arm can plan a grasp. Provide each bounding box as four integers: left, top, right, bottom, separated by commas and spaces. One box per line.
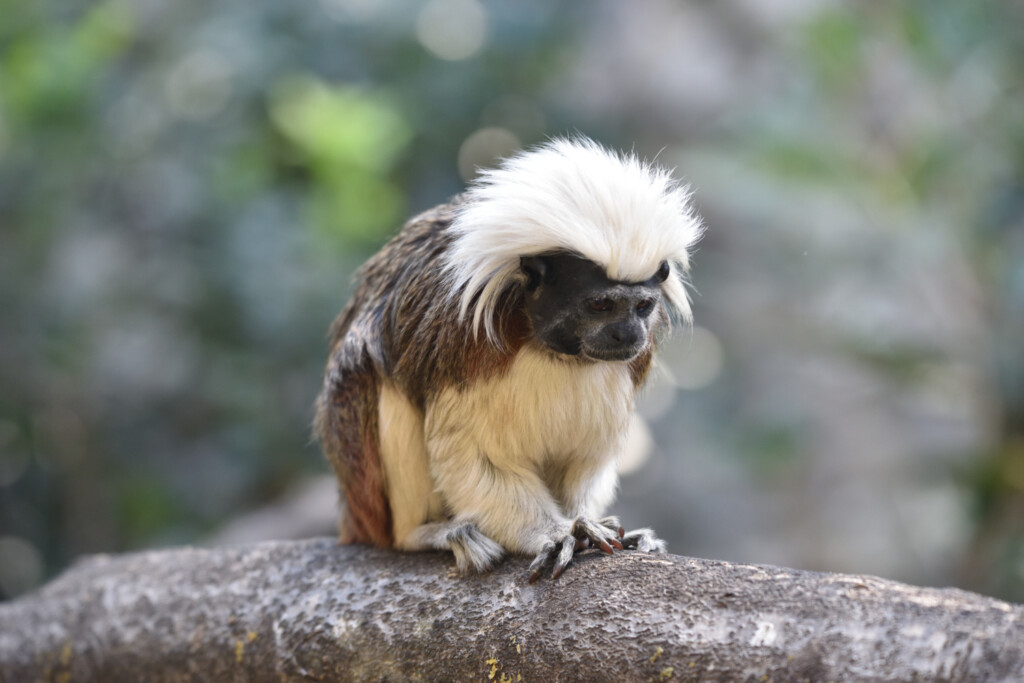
429, 346, 636, 468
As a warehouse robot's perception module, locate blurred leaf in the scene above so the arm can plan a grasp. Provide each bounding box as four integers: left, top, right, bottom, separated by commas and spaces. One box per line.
897, 6, 940, 67
753, 139, 850, 184
116, 475, 182, 543
269, 77, 413, 244
0, 1, 132, 125
309, 175, 406, 244
803, 12, 862, 91
73, 1, 134, 64
270, 77, 411, 174
0, 1, 39, 44
212, 142, 274, 202
736, 424, 803, 482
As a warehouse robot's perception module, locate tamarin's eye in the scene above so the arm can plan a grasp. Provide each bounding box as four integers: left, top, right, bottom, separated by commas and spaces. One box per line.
588, 297, 614, 312
636, 299, 654, 314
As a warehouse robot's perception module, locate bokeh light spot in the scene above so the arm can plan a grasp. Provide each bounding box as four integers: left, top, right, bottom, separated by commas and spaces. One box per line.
0, 536, 44, 598
165, 49, 234, 121
320, 0, 380, 23
457, 127, 520, 181
416, 0, 488, 61
670, 326, 724, 391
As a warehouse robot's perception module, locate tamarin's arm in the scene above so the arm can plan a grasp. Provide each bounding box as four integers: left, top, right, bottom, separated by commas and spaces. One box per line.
426, 429, 569, 556
559, 458, 620, 521
425, 403, 630, 581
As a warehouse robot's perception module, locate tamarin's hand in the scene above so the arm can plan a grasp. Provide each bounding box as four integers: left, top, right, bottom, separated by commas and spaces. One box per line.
315, 137, 702, 581
527, 516, 668, 583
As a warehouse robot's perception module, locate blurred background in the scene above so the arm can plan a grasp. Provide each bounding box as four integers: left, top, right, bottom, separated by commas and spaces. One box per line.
2, 0, 1023, 602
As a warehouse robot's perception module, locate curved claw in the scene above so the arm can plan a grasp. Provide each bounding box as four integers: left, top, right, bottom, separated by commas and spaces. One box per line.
550, 534, 576, 580
528, 541, 557, 584
527, 518, 663, 583
528, 534, 580, 583
572, 517, 624, 554
598, 516, 625, 539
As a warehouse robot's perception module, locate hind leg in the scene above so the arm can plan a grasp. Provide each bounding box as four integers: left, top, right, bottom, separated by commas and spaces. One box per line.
403, 520, 505, 573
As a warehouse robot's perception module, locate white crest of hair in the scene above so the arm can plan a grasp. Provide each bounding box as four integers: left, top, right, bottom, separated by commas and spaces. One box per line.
444, 136, 703, 345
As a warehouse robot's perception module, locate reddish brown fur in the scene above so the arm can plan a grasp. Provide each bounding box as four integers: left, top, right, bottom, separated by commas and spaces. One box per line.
315, 354, 389, 545
628, 349, 654, 388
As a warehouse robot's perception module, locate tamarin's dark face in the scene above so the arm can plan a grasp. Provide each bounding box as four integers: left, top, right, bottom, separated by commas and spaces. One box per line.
520, 252, 669, 362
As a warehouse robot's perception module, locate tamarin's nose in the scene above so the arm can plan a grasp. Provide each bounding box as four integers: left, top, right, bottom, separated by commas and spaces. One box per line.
607, 321, 640, 346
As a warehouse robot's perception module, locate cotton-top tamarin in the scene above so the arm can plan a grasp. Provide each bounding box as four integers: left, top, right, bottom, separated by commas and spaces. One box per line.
315, 137, 703, 582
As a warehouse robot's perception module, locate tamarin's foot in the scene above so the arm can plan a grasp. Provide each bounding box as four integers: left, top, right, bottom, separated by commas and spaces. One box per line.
596, 516, 667, 552
619, 527, 667, 553
404, 520, 505, 573
447, 522, 505, 573
528, 516, 630, 584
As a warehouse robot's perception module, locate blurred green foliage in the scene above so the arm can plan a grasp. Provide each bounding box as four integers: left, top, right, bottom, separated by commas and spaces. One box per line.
269, 77, 412, 242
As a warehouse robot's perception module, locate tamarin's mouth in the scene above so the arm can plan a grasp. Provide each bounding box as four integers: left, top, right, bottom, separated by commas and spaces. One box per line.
580, 343, 646, 363
535, 339, 644, 364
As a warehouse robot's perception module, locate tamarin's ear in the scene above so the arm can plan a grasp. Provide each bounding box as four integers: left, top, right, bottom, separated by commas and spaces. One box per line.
654, 260, 671, 284
520, 256, 548, 292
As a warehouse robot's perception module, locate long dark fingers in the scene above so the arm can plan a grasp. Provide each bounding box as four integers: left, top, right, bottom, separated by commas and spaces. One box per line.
573, 517, 623, 553
550, 534, 577, 580
528, 541, 557, 584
